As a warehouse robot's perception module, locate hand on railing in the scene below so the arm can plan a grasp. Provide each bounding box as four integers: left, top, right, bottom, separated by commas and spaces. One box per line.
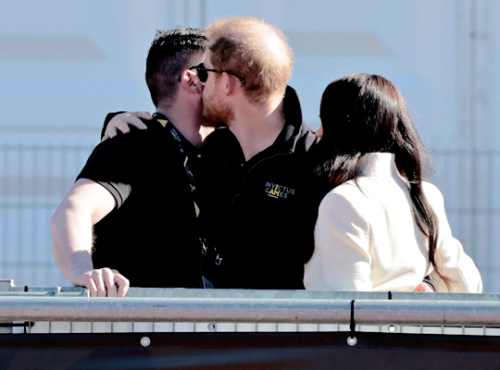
73, 268, 130, 297
413, 283, 434, 292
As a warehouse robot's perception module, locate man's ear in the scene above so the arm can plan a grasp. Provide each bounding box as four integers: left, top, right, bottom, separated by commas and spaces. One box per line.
223, 72, 236, 96
180, 70, 201, 95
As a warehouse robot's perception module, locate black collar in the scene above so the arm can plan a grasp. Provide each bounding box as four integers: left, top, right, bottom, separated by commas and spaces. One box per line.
265, 85, 305, 154
149, 112, 198, 153
206, 85, 312, 175
148, 112, 170, 131
211, 85, 306, 155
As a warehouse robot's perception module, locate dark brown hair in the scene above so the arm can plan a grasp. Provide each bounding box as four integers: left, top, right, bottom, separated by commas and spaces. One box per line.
146, 28, 207, 108
317, 73, 450, 289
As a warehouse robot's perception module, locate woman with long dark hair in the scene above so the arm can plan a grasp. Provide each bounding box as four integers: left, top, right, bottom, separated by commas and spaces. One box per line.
304, 73, 482, 292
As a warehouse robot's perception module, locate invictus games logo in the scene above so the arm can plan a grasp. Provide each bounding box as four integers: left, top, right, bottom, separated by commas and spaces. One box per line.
265, 182, 296, 199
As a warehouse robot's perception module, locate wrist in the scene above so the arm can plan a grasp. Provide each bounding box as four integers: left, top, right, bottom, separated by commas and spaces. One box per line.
69, 268, 92, 286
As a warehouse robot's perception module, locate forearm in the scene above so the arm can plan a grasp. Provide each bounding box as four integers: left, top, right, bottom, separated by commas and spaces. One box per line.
433, 237, 483, 293
51, 200, 95, 285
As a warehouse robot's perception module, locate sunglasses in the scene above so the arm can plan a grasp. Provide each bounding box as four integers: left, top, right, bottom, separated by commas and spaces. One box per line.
190, 63, 245, 84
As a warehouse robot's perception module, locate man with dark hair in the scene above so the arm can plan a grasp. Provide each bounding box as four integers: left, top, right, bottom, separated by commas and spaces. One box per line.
103, 18, 324, 290
146, 28, 206, 107
100, 18, 434, 292
51, 28, 210, 297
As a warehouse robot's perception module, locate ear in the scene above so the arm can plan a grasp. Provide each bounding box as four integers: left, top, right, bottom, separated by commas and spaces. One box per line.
223, 72, 236, 96
180, 69, 201, 95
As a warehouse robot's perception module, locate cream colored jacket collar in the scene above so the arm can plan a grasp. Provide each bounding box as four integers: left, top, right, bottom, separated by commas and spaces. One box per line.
357, 152, 399, 179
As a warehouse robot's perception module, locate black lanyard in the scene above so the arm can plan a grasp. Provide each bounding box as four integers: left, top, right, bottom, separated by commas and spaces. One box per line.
152, 113, 200, 217
153, 113, 215, 275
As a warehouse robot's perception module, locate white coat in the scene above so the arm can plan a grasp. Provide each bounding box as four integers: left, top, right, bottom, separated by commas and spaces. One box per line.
304, 153, 483, 293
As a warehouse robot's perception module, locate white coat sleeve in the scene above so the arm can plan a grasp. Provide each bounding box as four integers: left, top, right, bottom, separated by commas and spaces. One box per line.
425, 184, 483, 293
304, 191, 372, 291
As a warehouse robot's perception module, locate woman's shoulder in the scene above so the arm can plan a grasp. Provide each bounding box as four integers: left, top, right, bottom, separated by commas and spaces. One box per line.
421, 181, 445, 204
320, 180, 371, 212
318, 184, 370, 227
420, 181, 449, 219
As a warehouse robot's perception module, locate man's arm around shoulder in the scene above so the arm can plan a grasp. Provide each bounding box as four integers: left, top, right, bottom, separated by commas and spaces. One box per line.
50, 178, 130, 297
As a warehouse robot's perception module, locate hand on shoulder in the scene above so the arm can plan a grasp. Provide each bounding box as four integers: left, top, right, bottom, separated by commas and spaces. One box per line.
102, 111, 151, 142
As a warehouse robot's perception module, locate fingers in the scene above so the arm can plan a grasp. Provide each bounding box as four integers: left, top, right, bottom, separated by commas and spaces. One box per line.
102, 111, 149, 142
92, 270, 107, 297
111, 119, 131, 135
413, 283, 427, 292
413, 283, 433, 292
79, 268, 129, 297
117, 113, 148, 130
81, 273, 98, 297
134, 111, 153, 121
101, 268, 117, 298
101, 126, 118, 142
113, 269, 130, 297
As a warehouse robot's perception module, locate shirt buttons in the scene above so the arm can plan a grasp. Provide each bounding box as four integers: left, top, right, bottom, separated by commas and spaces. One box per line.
197, 154, 202, 158
240, 163, 244, 167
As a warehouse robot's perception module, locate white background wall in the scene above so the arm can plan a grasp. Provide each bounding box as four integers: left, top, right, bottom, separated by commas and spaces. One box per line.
0, 0, 498, 291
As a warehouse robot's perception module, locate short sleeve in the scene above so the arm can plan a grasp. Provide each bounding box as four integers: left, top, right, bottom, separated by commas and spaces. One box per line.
77, 133, 145, 209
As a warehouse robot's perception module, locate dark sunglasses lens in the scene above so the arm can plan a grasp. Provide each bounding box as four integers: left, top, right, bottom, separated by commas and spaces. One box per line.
197, 68, 208, 82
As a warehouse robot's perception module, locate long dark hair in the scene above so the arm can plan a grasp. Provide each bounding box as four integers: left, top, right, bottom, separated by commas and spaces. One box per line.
316, 73, 450, 288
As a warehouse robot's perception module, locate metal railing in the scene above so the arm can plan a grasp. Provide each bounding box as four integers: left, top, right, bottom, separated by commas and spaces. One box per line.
0, 280, 498, 336
2, 296, 500, 326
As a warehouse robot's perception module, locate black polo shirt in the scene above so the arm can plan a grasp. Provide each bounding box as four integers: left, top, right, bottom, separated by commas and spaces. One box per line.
78, 115, 203, 288
198, 86, 327, 289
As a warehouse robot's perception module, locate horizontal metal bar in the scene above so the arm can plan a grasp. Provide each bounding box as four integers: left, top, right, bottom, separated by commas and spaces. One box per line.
1, 297, 500, 326
0, 297, 350, 323
4, 285, 498, 301
355, 300, 500, 326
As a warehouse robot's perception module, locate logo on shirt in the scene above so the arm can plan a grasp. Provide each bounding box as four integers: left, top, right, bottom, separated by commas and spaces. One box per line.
265, 182, 296, 199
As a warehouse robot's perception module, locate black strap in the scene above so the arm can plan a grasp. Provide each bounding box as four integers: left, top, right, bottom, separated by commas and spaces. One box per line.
152, 113, 200, 218
349, 300, 356, 337
152, 113, 209, 262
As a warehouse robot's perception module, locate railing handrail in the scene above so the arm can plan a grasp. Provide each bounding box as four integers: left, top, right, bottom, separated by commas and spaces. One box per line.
1, 296, 499, 326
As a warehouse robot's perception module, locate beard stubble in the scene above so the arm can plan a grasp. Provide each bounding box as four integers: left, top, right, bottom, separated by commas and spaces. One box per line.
201, 84, 235, 127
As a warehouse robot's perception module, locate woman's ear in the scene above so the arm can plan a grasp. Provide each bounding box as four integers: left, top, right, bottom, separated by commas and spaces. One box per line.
180, 69, 201, 94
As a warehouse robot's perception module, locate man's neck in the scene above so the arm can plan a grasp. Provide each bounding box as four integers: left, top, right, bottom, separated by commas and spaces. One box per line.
156, 106, 212, 148
228, 98, 286, 161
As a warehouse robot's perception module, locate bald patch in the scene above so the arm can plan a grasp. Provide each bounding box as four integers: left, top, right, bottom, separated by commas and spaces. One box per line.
264, 33, 289, 63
